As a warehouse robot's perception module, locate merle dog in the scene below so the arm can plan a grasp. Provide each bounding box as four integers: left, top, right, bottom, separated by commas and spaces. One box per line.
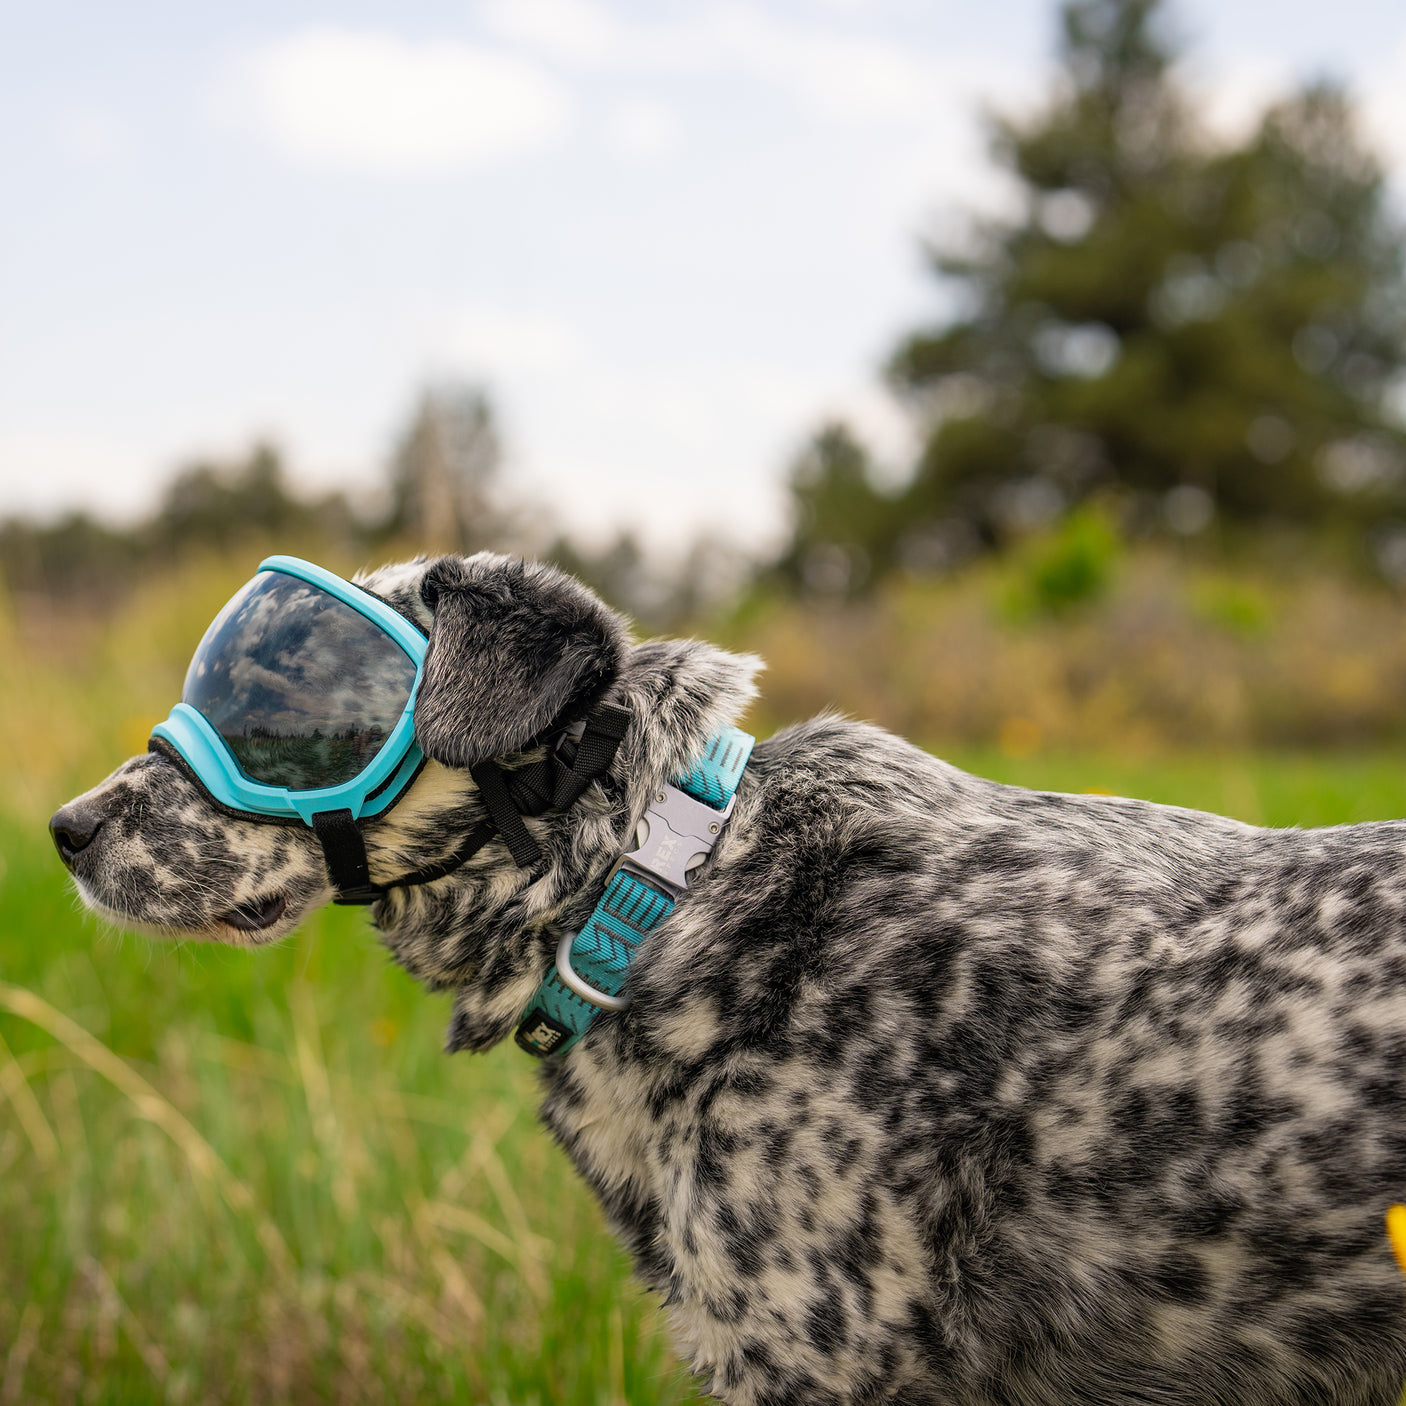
50, 553, 1406, 1405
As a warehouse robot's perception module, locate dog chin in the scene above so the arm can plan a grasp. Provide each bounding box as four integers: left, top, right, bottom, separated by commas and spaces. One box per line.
208, 915, 297, 949
71, 876, 300, 948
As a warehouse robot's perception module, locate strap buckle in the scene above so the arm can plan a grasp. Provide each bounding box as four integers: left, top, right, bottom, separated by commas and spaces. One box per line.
619, 782, 735, 896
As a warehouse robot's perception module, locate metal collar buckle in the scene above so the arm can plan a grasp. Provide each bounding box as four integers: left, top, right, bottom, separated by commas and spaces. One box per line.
621, 781, 736, 897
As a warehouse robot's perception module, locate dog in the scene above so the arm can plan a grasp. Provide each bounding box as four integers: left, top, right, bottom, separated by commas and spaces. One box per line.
50, 552, 1406, 1405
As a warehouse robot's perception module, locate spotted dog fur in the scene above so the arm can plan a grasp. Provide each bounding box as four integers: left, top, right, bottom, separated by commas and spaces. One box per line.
51, 552, 1406, 1405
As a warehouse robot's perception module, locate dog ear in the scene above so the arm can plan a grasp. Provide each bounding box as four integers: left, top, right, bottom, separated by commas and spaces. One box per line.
412, 555, 628, 769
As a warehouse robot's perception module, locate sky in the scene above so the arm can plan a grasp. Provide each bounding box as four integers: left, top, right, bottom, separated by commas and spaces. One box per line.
5, 0, 1406, 556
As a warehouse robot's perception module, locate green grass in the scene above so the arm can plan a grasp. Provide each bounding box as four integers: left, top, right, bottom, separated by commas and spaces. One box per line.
0, 810, 697, 1404
943, 747, 1406, 828
6, 748, 1406, 1402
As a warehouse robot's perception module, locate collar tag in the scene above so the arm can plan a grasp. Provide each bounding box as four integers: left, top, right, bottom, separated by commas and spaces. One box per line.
514, 1008, 574, 1056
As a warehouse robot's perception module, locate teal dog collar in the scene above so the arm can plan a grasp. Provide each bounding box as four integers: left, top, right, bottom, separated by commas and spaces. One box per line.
514, 727, 754, 1057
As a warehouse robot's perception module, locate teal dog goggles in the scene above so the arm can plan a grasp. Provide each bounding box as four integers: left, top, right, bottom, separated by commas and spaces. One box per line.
152, 556, 428, 825
150, 555, 631, 906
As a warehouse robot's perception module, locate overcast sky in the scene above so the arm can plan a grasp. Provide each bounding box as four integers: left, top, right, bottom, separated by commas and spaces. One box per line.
5, 0, 1406, 554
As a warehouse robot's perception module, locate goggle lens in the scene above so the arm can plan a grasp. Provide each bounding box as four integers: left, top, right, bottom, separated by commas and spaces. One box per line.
181, 573, 418, 791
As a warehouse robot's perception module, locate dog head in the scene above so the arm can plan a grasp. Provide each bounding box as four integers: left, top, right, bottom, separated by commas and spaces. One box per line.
50, 552, 761, 1050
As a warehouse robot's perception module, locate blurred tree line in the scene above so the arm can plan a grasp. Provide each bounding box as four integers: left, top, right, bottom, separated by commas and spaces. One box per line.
780, 0, 1406, 598
0, 385, 740, 625
0, 386, 506, 600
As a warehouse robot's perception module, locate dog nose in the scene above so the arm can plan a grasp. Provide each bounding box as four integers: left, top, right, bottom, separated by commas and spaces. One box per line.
50, 801, 104, 867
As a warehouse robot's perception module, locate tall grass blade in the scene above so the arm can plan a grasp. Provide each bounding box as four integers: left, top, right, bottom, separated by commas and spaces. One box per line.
0, 1304, 41, 1406
0, 1029, 60, 1167
0, 980, 294, 1276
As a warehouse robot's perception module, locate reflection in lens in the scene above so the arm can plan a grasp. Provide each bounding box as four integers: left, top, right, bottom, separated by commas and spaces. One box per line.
182, 573, 418, 790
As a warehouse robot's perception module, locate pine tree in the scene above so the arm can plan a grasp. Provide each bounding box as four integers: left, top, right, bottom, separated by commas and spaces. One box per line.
775, 422, 893, 595
786, 0, 1406, 589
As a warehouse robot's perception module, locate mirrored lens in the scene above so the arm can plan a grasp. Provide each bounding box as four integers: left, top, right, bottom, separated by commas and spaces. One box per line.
182, 573, 419, 790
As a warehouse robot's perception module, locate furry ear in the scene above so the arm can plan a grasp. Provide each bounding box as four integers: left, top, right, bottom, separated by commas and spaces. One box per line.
412, 554, 628, 769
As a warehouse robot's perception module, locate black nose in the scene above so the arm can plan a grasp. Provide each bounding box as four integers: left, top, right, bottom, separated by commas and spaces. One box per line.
50, 801, 104, 867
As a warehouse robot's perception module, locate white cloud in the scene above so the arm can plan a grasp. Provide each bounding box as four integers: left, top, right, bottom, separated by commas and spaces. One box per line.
707, 5, 935, 123
480, 2, 963, 126
231, 27, 571, 174
603, 98, 681, 161
477, 0, 620, 63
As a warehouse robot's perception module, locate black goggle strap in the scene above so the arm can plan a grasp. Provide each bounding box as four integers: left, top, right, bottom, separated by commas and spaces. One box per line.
311, 808, 384, 905
551, 702, 630, 809
470, 759, 544, 869
468, 700, 631, 869
313, 701, 632, 906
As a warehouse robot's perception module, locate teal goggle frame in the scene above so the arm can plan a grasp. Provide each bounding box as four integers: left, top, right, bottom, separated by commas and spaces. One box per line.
150, 556, 428, 826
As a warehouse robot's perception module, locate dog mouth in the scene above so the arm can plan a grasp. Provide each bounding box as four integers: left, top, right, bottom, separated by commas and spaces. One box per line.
219, 894, 289, 932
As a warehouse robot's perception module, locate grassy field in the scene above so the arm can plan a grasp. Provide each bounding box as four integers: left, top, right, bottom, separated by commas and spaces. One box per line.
7, 556, 1406, 1401
0, 807, 697, 1405
8, 750, 1406, 1403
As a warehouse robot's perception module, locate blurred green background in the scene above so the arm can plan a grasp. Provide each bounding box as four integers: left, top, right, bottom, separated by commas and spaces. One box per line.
9, 0, 1406, 1399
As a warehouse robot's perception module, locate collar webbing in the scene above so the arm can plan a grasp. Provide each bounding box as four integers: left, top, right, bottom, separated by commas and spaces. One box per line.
514, 727, 754, 1058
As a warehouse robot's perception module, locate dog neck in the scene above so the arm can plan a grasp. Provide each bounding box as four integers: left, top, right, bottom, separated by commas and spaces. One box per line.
364, 637, 763, 1055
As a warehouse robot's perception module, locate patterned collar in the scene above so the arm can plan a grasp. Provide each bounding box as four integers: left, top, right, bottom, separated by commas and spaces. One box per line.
513, 727, 754, 1057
